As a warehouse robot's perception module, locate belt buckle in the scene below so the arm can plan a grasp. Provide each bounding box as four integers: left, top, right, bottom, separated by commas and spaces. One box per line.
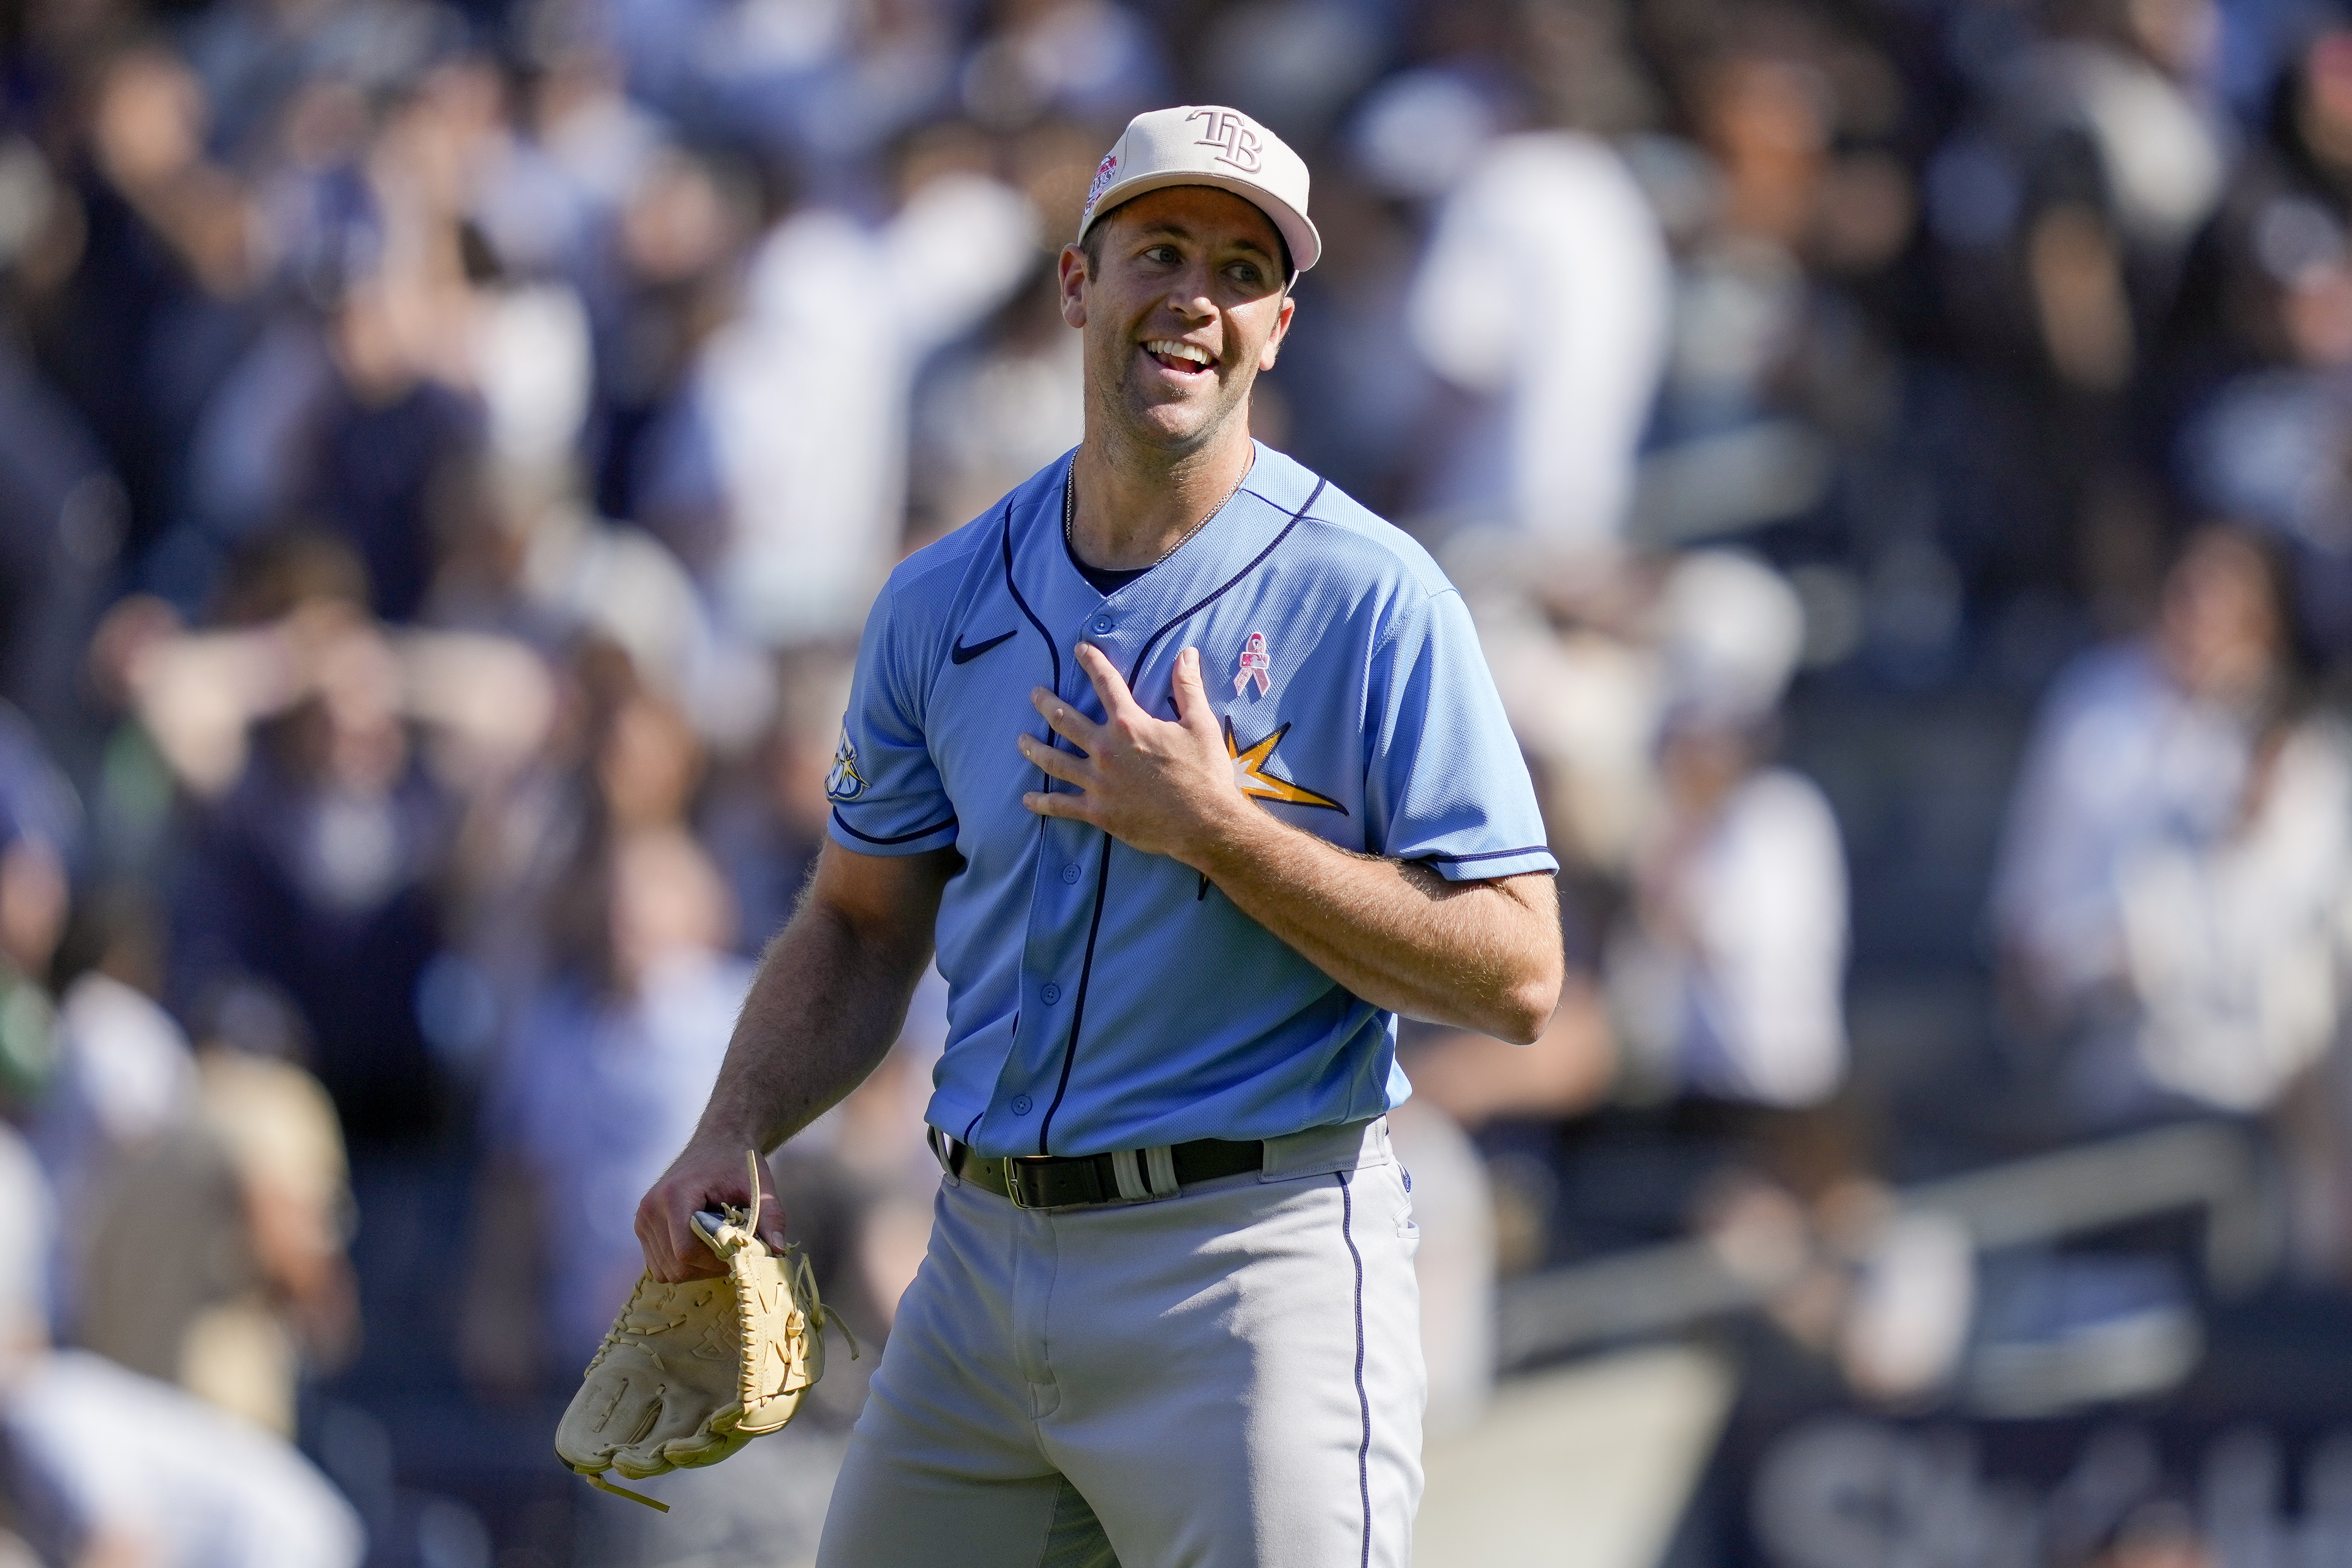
1005, 1156, 1046, 1210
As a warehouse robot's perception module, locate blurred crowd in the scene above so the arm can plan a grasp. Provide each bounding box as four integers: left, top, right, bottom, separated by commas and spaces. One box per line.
0, 0, 2349, 1560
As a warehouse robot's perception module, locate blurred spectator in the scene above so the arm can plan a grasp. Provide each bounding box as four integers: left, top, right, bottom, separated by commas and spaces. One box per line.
959, 0, 1171, 131
26, 970, 197, 1327
2170, 31, 2352, 658
0, 710, 76, 1108
701, 647, 855, 954
161, 56, 510, 624
1483, 548, 1848, 1108
424, 453, 734, 737
0, 342, 122, 748
1992, 525, 2344, 1123
1915, 0, 2230, 609
0, 1113, 42, 1358
34, 43, 265, 571
907, 259, 1085, 541
288, 66, 502, 624
1408, 129, 1671, 546
1259, 167, 1431, 513
297, 285, 485, 625
155, 538, 466, 1142
608, 0, 961, 170
0, 735, 74, 979
1612, 722, 1850, 1109
432, 639, 692, 1086
4, 1345, 368, 1568
0, 1119, 365, 1568
697, 147, 1036, 642
577, 139, 761, 581
469, 825, 749, 1388
1936, 0, 2229, 394
2170, 29, 2352, 380
1614, 554, 1842, 1107
1634, 28, 1917, 552
1595, 553, 1863, 1390
66, 1026, 358, 1439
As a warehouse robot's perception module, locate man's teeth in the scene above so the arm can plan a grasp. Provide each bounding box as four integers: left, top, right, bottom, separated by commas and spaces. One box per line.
1145, 340, 1213, 368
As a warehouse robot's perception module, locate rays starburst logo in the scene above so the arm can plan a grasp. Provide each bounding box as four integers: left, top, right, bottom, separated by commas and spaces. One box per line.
1224, 717, 1344, 813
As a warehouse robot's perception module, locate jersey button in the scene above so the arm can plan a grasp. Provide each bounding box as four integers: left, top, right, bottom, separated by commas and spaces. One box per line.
1041, 982, 1062, 1004
1011, 1094, 1033, 1115
1090, 615, 1114, 635
1060, 863, 1081, 884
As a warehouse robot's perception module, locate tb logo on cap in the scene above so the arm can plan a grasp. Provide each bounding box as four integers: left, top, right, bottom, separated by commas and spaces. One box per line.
1187, 108, 1262, 173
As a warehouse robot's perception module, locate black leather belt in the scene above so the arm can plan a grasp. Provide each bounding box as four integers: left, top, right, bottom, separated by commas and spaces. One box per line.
928, 1128, 1264, 1209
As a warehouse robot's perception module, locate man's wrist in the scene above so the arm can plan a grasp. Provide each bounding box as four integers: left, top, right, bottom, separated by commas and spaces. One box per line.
1180, 801, 1287, 882
685, 1117, 772, 1162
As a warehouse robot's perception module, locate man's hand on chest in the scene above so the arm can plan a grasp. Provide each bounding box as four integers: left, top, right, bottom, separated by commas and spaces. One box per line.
1017, 643, 1270, 869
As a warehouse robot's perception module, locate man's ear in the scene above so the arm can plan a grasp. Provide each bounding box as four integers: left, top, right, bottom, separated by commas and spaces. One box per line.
1256, 293, 1296, 372
1057, 244, 1089, 329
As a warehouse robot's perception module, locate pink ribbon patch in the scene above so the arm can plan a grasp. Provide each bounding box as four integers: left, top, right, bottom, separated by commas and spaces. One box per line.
1234, 632, 1271, 696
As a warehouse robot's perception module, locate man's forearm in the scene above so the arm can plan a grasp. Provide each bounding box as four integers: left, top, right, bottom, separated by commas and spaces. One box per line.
641, 843, 948, 1280
1193, 810, 1563, 1043
689, 896, 934, 1157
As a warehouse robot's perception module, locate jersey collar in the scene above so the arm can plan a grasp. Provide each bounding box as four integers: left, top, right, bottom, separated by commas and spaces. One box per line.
1005, 442, 1321, 690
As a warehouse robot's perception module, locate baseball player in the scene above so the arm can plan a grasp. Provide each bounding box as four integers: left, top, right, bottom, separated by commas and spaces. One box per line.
636, 104, 1564, 1566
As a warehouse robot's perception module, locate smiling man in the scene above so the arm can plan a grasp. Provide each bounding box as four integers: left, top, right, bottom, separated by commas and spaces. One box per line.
635, 105, 1563, 1567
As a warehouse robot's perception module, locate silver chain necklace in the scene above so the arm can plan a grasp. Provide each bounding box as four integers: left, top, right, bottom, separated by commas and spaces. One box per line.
1063, 456, 1248, 578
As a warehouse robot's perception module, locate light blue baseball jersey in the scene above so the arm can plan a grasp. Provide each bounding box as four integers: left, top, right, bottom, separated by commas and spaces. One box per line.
826, 442, 1556, 1158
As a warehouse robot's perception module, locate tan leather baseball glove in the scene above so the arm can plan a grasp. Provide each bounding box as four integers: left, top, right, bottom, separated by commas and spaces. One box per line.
554, 1153, 855, 1511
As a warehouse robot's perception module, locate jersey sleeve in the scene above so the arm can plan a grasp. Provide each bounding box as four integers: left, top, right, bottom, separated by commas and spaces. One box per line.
826, 580, 959, 856
1364, 587, 1558, 882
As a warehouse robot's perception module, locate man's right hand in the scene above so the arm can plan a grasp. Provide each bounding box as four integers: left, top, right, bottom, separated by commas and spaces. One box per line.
634, 1142, 791, 1283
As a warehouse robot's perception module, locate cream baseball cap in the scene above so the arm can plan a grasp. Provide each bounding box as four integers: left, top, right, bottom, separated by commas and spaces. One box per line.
1076, 105, 1321, 275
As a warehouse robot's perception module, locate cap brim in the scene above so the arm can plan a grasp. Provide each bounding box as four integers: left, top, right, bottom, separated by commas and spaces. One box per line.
1078, 170, 1321, 274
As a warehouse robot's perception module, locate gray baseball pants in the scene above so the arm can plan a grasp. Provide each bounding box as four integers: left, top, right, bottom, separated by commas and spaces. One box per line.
815, 1116, 1425, 1568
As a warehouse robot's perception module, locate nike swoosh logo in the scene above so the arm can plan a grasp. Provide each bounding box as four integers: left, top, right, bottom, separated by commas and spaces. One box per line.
950, 629, 1018, 665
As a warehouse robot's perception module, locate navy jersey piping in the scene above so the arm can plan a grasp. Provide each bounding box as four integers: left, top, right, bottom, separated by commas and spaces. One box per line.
1241, 478, 1454, 603
1125, 479, 1325, 689
1002, 504, 1063, 801
832, 807, 958, 846
1416, 844, 1552, 865
1000, 504, 1059, 692
1035, 843, 1113, 1155
1031, 478, 1322, 1156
